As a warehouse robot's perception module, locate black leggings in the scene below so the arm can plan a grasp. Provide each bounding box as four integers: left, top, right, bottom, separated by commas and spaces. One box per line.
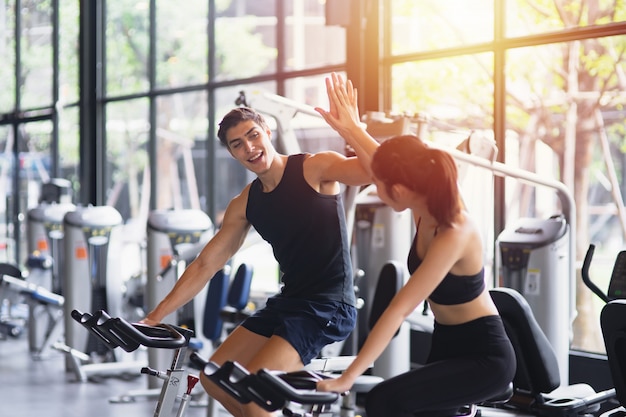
365, 315, 516, 417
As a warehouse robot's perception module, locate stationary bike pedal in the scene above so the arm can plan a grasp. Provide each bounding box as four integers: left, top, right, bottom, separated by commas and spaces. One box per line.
140, 366, 166, 380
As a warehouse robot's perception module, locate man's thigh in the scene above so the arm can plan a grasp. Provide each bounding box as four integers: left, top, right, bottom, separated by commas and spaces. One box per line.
209, 325, 303, 372
209, 325, 268, 366
245, 334, 304, 373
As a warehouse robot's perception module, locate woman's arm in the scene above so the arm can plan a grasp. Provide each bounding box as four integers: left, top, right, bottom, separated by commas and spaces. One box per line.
317, 224, 472, 393
315, 73, 380, 177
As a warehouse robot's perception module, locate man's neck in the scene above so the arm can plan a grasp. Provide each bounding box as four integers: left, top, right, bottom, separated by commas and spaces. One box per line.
258, 154, 288, 192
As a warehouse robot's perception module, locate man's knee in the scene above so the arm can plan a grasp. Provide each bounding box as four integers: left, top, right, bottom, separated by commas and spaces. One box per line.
200, 372, 239, 410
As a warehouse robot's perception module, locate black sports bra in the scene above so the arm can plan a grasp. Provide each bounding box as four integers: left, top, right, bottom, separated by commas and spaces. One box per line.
407, 222, 485, 305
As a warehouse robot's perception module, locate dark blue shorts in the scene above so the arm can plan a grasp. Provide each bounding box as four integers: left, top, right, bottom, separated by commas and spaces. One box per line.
240, 296, 357, 365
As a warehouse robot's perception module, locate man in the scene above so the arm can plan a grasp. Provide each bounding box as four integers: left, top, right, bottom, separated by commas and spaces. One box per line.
143, 106, 370, 417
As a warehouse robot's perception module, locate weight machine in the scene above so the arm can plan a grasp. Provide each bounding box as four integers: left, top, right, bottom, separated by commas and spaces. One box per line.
57, 205, 145, 382
25, 201, 75, 357
145, 208, 214, 388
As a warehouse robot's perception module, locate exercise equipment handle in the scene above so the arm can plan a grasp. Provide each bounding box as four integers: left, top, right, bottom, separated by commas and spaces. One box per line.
257, 368, 339, 404
71, 309, 191, 352
189, 351, 209, 370
197, 359, 338, 412
581, 244, 611, 303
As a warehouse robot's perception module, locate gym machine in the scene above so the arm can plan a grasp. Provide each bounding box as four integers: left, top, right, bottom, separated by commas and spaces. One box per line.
26, 201, 75, 293
25, 201, 75, 356
438, 144, 577, 386
58, 205, 144, 381
581, 244, 626, 417
0, 263, 64, 346
71, 309, 201, 417
0, 180, 75, 354
146, 208, 214, 388
192, 354, 340, 417
352, 193, 412, 379
27, 177, 74, 292
496, 214, 571, 385
599, 299, 626, 417
0, 262, 65, 356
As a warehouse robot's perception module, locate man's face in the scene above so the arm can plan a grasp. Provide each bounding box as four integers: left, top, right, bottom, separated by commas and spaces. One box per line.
226, 120, 274, 174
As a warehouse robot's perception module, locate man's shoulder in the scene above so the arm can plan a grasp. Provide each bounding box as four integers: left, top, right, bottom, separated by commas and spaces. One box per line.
228, 184, 252, 213
303, 150, 344, 168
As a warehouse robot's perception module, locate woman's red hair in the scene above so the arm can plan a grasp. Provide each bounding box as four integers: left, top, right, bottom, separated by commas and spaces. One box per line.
371, 135, 462, 227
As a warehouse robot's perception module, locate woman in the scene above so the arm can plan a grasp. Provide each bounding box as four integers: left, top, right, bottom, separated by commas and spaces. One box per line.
314, 73, 516, 417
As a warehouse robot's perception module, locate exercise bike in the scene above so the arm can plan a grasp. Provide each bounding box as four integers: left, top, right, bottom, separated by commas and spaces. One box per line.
71, 309, 200, 417
581, 244, 626, 416
190, 352, 339, 417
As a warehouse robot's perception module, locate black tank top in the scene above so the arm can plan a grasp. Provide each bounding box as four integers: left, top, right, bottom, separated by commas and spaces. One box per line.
407, 225, 485, 305
246, 153, 355, 305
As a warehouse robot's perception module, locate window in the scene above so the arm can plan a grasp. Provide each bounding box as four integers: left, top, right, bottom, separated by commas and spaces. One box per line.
387, 0, 626, 356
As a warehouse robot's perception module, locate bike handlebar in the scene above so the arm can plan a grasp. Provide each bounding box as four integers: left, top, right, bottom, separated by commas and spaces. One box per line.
189, 353, 338, 412
71, 309, 192, 352
581, 244, 611, 303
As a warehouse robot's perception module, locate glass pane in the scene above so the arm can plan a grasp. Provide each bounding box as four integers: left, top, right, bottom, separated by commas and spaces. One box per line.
0, 125, 14, 262
20, 2, 53, 109
155, 91, 208, 211
214, 0, 277, 80
0, 1, 16, 113
155, 0, 208, 89
21, 121, 53, 202
390, 53, 495, 275
105, 0, 149, 96
390, 0, 494, 55
105, 99, 149, 288
105, 98, 149, 222
506, 0, 626, 38
391, 54, 494, 128
284, 0, 345, 70
58, 106, 80, 193
59, 0, 80, 105
0, 126, 8, 262
284, 74, 346, 154
505, 35, 626, 354
0, 122, 53, 264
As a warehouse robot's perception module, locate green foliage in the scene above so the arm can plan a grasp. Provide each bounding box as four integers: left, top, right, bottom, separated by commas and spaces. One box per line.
214, 16, 277, 79
105, 1, 150, 95
59, 0, 79, 104
392, 54, 493, 130
152, 1, 210, 87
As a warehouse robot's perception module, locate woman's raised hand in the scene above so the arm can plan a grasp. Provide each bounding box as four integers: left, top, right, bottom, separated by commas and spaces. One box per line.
315, 72, 363, 135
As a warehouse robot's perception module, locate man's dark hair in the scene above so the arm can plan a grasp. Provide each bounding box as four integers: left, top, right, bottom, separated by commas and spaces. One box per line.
217, 107, 269, 147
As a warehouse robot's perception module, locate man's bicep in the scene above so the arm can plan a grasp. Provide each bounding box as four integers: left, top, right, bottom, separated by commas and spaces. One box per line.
206, 192, 251, 261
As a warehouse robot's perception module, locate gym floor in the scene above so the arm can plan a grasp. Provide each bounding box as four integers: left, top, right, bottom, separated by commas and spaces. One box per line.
0, 334, 228, 417
1, 331, 542, 417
